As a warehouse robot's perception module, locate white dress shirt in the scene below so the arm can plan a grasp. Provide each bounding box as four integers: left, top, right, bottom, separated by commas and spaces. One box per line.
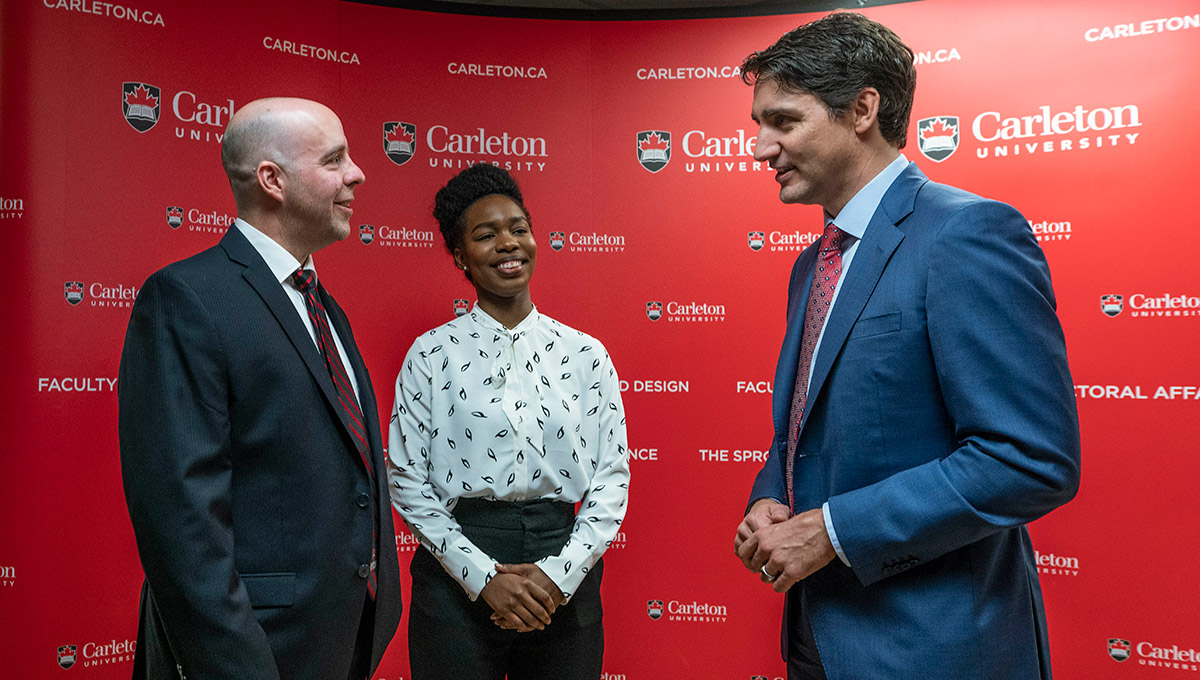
388, 304, 630, 601
234, 218, 360, 402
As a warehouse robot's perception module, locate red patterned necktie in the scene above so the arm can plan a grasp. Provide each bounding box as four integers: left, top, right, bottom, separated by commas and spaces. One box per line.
784, 223, 846, 510
291, 269, 378, 599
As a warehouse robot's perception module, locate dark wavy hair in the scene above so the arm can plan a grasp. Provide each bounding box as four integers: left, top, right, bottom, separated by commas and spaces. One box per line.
740, 12, 916, 148
433, 164, 529, 261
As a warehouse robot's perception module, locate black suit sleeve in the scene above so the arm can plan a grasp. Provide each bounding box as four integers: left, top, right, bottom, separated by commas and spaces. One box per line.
118, 269, 280, 679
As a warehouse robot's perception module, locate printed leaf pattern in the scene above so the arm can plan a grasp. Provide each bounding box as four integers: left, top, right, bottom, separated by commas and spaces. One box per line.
385, 307, 630, 602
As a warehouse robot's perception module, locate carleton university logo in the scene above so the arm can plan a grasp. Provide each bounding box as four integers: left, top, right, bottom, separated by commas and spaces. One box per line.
550, 231, 566, 251
647, 600, 664, 620
917, 116, 959, 163
748, 231, 765, 252
166, 206, 183, 229
1108, 638, 1131, 662
1101, 294, 1124, 317
646, 301, 663, 321
57, 645, 78, 669
122, 82, 161, 133
637, 131, 671, 173
383, 122, 417, 166
359, 224, 375, 245
453, 298, 470, 317
64, 281, 84, 306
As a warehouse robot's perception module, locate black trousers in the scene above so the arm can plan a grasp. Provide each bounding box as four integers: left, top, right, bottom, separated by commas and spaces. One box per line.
346, 596, 375, 680
408, 498, 605, 680
786, 586, 828, 680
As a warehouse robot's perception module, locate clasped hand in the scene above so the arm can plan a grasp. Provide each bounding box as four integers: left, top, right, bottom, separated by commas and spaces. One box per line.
734, 499, 837, 592
480, 562, 566, 633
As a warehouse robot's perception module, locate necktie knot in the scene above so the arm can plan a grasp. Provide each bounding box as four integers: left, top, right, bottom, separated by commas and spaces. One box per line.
291, 268, 317, 293
822, 222, 846, 254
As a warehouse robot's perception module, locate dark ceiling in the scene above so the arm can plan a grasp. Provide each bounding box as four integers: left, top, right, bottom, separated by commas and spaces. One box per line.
348, 0, 919, 20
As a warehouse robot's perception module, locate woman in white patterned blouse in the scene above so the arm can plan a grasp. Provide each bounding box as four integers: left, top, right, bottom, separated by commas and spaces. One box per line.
387, 164, 630, 679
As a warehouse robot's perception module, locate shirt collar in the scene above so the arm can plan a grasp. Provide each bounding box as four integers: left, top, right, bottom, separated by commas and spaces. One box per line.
824, 154, 910, 239
235, 218, 315, 284
469, 302, 541, 335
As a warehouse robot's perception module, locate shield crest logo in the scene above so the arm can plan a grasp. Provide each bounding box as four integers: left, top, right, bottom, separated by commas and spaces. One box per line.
1100, 294, 1124, 317
122, 82, 161, 133
64, 281, 84, 306
383, 122, 417, 166
752, 676, 768, 680
453, 298, 470, 317
646, 301, 663, 321
359, 224, 375, 245
57, 645, 78, 669
1108, 638, 1131, 662
647, 599, 664, 620
748, 231, 765, 251
550, 231, 566, 251
917, 116, 959, 163
166, 206, 183, 229
637, 131, 671, 173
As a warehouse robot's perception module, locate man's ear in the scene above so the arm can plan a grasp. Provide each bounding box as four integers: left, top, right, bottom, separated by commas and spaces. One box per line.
257, 161, 285, 204
851, 87, 881, 136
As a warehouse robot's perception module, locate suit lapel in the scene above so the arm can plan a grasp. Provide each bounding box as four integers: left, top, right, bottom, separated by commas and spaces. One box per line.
798, 163, 926, 434
321, 286, 384, 462
772, 248, 818, 440
220, 229, 351, 444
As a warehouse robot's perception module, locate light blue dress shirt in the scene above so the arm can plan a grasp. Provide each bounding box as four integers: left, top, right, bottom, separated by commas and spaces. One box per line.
808, 155, 910, 567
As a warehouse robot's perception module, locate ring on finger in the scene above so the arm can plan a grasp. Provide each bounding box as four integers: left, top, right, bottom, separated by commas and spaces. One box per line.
760, 565, 779, 583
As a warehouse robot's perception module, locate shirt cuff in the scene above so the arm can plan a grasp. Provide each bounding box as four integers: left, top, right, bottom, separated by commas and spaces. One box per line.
444, 533, 498, 601
538, 541, 591, 602
822, 501, 851, 567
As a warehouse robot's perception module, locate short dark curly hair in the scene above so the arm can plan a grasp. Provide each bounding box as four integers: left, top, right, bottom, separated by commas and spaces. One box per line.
433, 164, 529, 257
741, 12, 916, 149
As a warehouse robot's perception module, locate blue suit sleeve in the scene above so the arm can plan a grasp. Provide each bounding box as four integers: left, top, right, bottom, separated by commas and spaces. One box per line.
827, 200, 1081, 586
118, 270, 280, 679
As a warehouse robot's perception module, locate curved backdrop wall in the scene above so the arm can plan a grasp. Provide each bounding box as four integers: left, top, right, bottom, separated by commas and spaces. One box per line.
3, 0, 1199, 677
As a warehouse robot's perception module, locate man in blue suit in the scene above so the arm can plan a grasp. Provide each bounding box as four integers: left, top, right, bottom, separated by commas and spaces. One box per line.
119, 98, 401, 679
733, 13, 1080, 680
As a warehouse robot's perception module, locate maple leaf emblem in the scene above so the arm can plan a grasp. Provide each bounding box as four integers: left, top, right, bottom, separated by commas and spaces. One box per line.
125, 84, 159, 109
916, 116, 959, 162
383, 122, 416, 165
639, 131, 669, 151
920, 117, 957, 140
386, 124, 415, 144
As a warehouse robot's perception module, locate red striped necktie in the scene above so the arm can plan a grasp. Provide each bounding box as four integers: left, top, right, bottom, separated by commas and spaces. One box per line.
784, 223, 846, 511
291, 268, 377, 599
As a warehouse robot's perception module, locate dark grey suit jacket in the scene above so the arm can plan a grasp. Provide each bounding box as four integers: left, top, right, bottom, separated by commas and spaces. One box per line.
119, 227, 401, 680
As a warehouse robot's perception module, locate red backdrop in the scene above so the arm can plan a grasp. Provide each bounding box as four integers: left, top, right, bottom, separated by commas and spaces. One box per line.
3, 0, 1199, 677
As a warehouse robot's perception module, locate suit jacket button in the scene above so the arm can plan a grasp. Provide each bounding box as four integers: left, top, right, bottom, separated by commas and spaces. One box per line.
357, 564, 370, 578
356, 493, 370, 508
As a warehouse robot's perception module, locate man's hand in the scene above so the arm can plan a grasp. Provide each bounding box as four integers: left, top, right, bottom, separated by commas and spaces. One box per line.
480, 565, 557, 633
734, 498, 792, 569
736, 506, 837, 592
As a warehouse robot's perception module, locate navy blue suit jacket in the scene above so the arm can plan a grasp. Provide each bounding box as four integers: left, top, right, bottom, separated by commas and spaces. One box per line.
119, 228, 401, 680
750, 163, 1080, 679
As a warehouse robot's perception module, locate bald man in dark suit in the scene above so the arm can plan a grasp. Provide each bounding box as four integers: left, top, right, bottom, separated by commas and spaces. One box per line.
119, 97, 401, 680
